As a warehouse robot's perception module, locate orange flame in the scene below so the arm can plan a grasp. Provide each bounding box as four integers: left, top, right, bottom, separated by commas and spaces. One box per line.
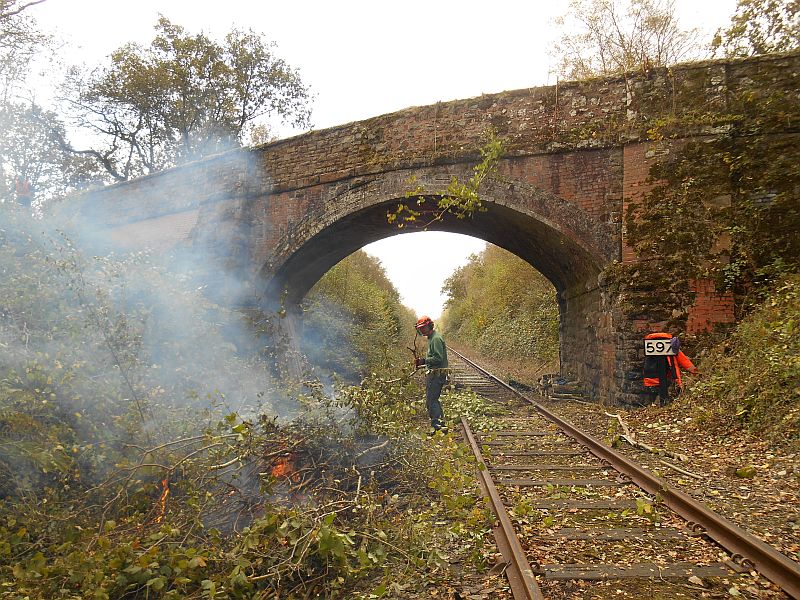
271, 454, 300, 482
155, 477, 170, 523
271, 455, 294, 478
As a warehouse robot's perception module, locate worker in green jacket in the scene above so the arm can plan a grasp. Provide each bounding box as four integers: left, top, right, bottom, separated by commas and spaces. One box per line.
414, 316, 449, 433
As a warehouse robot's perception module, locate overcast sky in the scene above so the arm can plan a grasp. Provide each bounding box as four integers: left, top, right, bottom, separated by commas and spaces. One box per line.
30, 0, 736, 319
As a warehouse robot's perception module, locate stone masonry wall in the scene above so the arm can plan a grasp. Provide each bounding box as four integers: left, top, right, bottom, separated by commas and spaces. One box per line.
71, 51, 800, 405
77, 52, 798, 227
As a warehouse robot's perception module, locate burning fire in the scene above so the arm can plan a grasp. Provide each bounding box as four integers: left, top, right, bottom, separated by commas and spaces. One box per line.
270, 454, 300, 482
155, 477, 170, 523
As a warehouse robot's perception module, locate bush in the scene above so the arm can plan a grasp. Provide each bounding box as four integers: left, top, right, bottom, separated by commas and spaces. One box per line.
684, 275, 800, 444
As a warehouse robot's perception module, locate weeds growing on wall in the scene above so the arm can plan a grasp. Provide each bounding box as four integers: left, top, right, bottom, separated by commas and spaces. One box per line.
681, 275, 800, 446
614, 58, 800, 337
387, 130, 505, 230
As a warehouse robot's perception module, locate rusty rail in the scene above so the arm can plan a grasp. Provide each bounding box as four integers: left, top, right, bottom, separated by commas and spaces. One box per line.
460, 416, 543, 600
451, 348, 800, 600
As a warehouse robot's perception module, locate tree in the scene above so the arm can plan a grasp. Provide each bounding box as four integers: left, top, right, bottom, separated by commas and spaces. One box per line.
388, 131, 505, 230
0, 0, 48, 97
712, 0, 799, 58
441, 245, 559, 366
0, 2, 91, 210
551, 0, 701, 80
60, 17, 311, 181
0, 101, 95, 208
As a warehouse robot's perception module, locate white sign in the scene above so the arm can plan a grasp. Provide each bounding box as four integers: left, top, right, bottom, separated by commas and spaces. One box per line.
644, 339, 676, 356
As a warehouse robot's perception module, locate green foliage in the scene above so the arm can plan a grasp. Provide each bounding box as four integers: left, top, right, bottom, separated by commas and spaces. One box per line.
0, 414, 440, 599
682, 275, 800, 443
614, 62, 800, 331
387, 131, 505, 229
0, 100, 102, 211
335, 372, 423, 436
440, 388, 506, 431
441, 245, 559, 367
0, 204, 497, 598
301, 250, 416, 381
322, 377, 500, 592
712, 0, 800, 58
336, 376, 508, 437
0, 6, 73, 209
0, 0, 50, 94
0, 204, 285, 495
61, 16, 311, 180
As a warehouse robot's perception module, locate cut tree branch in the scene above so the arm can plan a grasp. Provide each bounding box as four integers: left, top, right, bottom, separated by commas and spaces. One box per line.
605, 412, 689, 462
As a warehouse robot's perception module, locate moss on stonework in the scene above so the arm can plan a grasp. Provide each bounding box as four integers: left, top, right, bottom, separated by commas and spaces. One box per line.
603, 58, 800, 347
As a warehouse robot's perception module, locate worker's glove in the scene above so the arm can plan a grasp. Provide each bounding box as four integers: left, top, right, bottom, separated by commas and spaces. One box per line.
415, 358, 425, 368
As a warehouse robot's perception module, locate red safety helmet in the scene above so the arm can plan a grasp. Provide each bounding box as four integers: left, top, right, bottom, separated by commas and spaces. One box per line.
415, 316, 433, 331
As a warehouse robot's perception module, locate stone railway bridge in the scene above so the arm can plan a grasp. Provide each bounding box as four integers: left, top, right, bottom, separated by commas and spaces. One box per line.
72, 52, 798, 405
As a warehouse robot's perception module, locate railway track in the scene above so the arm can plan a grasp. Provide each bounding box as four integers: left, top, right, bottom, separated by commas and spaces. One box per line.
448, 349, 800, 600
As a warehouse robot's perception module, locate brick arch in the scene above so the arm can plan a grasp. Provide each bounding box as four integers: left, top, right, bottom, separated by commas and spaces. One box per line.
265, 166, 617, 306
264, 167, 616, 388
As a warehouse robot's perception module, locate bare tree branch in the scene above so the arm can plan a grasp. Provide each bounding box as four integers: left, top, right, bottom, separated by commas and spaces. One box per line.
0, 0, 47, 20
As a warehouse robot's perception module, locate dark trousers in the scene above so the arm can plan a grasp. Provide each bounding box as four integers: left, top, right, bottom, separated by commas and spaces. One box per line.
645, 381, 674, 405
425, 372, 447, 430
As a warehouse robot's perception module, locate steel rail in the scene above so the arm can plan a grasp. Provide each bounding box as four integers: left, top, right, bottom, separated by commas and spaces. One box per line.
459, 416, 543, 600
451, 348, 800, 599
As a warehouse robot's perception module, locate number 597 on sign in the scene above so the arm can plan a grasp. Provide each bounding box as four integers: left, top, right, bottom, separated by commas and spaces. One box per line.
644, 339, 676, 356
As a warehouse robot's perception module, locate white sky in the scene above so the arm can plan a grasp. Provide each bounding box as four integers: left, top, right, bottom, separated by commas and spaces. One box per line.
30, 0, 736, 318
